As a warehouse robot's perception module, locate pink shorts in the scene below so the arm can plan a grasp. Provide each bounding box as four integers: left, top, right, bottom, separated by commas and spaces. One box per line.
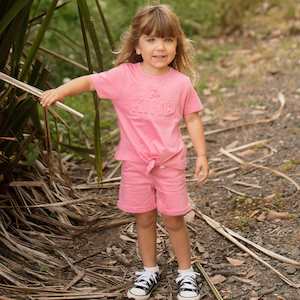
117, 161, 191, 216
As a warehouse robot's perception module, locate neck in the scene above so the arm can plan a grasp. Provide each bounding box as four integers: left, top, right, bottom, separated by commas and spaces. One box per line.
140, 63, 170, 76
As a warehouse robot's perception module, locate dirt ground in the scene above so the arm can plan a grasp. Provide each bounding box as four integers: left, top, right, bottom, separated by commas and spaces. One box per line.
2, 4, 300, 300
64, 5, 300, 300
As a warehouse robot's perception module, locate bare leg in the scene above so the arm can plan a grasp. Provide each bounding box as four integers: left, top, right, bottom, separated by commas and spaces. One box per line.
163, 215, 191, 269
135, 210, 157, 267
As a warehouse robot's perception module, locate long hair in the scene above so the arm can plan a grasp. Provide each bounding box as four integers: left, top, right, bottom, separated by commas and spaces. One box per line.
115, 4, 196, 80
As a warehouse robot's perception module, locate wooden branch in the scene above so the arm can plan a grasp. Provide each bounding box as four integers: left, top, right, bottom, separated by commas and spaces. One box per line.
0, 72, 84, 119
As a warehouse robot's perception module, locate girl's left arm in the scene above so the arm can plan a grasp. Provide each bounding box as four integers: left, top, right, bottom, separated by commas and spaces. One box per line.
184, 112, 209, 183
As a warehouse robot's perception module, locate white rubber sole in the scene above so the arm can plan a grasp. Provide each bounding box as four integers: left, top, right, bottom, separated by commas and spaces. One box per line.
127, 290, 151, 300
177, 294, 201, 300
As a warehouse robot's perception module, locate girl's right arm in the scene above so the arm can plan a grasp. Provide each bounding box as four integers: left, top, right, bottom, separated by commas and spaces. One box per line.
40, 75, 94, 107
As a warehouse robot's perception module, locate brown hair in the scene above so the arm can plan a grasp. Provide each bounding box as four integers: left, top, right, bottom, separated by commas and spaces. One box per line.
115, 4, 195, 79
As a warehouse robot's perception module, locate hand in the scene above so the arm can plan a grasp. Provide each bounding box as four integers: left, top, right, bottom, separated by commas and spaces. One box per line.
40, 88, 64, 108
194, 155, 209, 183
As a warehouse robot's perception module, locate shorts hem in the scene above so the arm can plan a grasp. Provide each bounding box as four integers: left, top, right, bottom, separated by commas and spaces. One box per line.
117, 203, 157, 214
158, 207, 192, 216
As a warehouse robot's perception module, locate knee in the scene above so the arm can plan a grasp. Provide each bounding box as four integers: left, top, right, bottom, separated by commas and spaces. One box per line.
135, 211, 157, 229
163, 215, 185, 232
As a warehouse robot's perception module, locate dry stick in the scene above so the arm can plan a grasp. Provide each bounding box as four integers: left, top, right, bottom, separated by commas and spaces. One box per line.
0, 72, 84, 119
224, 227, 300, 266
105, 161, 122, 179
233, 181, 262, 189
220, 148, 300, 191
221, 186, 247, 197
31, 292, 122, 299
195, 211, 300, 288
193, 261, 224, 300
218, 139, 270, 155
187, 92, 285, 150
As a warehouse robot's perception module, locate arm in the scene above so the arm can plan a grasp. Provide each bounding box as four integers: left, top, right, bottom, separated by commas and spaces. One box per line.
184, 112, 209, 183
40, 75, 94, 107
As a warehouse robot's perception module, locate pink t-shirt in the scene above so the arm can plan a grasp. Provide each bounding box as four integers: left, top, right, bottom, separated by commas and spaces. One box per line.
90, 63, 203, 172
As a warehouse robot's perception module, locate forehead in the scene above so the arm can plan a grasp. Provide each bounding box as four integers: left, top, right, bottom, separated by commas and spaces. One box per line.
139, 10, 179, 38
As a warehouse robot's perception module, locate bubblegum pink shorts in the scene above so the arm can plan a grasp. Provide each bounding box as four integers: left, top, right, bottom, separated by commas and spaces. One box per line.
117, 161, 191, 216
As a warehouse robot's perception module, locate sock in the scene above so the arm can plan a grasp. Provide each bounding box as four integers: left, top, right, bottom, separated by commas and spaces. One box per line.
144, 265, 159, 273
178, 266, 193, 274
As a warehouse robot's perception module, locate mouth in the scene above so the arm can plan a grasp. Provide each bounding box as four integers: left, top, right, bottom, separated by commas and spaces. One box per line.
152, 55, 167, 59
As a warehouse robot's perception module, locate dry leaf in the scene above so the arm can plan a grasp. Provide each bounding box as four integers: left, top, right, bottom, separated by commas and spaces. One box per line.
195, 242, 205, 253
247, 270, 257, 278
222, 113, 241, 121
249, 210, 260, 218
227, 67, 241, 78
211, 274, 226, 284
256, 212, 266, 222
238, 149, 256, 157
203, 88, 211, 96
119, 234, 136, 243
267, 210, 290, 220
184, 210, 195, 223
226, 257, 245, 266
249, 53, 263, 63
225, 140, 239, 150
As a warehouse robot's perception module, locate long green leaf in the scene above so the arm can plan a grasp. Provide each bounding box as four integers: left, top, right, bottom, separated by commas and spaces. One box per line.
20, 0, 58, 80
77, 0, 103, 71
34, 44, 89, 72
11, 2, 32, 77
95, 0, 115, 51
77, 0, 103, 181
0, 0, 31, 35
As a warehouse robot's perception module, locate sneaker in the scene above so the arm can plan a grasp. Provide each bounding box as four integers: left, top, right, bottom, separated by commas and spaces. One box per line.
127, 270, 160, 300
176, 271, 202, 300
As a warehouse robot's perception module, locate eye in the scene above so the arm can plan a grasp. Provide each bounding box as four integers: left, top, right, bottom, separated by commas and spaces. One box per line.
146, 37, 155, 42
165, 37, 175, 42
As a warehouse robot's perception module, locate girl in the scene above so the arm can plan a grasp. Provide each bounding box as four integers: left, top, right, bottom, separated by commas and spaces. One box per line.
41, 4, 209, 300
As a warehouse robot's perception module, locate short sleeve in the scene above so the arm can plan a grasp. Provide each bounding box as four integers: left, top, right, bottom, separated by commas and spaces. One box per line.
183, 79, 203, 116
89, 64, 124, 101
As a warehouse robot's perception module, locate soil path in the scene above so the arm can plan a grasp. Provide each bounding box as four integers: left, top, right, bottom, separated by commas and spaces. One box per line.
75, 7, 300, 299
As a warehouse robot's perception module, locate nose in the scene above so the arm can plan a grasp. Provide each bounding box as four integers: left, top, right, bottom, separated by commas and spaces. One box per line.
156, 38, 166, 50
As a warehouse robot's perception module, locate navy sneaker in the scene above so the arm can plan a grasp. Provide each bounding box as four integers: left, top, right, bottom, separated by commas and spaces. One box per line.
127, 270, 160, 300
176, 271, 202, 300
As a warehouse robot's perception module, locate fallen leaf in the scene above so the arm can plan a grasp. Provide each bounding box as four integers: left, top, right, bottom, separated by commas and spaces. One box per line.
267, 210, 290, 220
225, 140, 239, 150
119, 234, 136, 243
184, 210, 195, 223
226, 257, 245, 266
238, 149, 256, 157
233, 276, 260, 286
211, 274, 226, 284
246, 270, 256, 278
203, 88, 211, 96
222, 113, 241, 121
249, 210, 260, 218
256, 212, 266, 222
195, 242, 205, 253
249, 53, 263, 63
227, 67, 241, 78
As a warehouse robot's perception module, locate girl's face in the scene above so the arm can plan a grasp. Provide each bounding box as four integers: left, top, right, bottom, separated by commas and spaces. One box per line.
136, 34, 177, 75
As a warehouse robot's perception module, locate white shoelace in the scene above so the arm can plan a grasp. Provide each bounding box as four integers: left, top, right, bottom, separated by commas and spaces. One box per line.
134, 270, 158, 288
176, 271, 200, 292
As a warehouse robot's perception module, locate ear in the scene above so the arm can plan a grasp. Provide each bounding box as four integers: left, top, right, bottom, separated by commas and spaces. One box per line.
136, 48, 141, 55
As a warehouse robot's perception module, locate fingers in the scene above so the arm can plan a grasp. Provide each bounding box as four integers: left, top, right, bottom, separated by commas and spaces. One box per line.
194, 167, 209, 183
40, 90, 61, 107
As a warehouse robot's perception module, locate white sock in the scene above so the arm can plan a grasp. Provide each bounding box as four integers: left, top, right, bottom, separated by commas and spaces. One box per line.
144, 265, 159, 273
178, 266, 193, 274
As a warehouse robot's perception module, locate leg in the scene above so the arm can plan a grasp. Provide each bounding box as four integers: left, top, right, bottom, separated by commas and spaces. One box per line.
135, 210, 158, 267
162, 214, 191, 269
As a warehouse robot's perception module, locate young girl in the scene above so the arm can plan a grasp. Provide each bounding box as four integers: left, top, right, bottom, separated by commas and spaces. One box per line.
41, 4, 208, 300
